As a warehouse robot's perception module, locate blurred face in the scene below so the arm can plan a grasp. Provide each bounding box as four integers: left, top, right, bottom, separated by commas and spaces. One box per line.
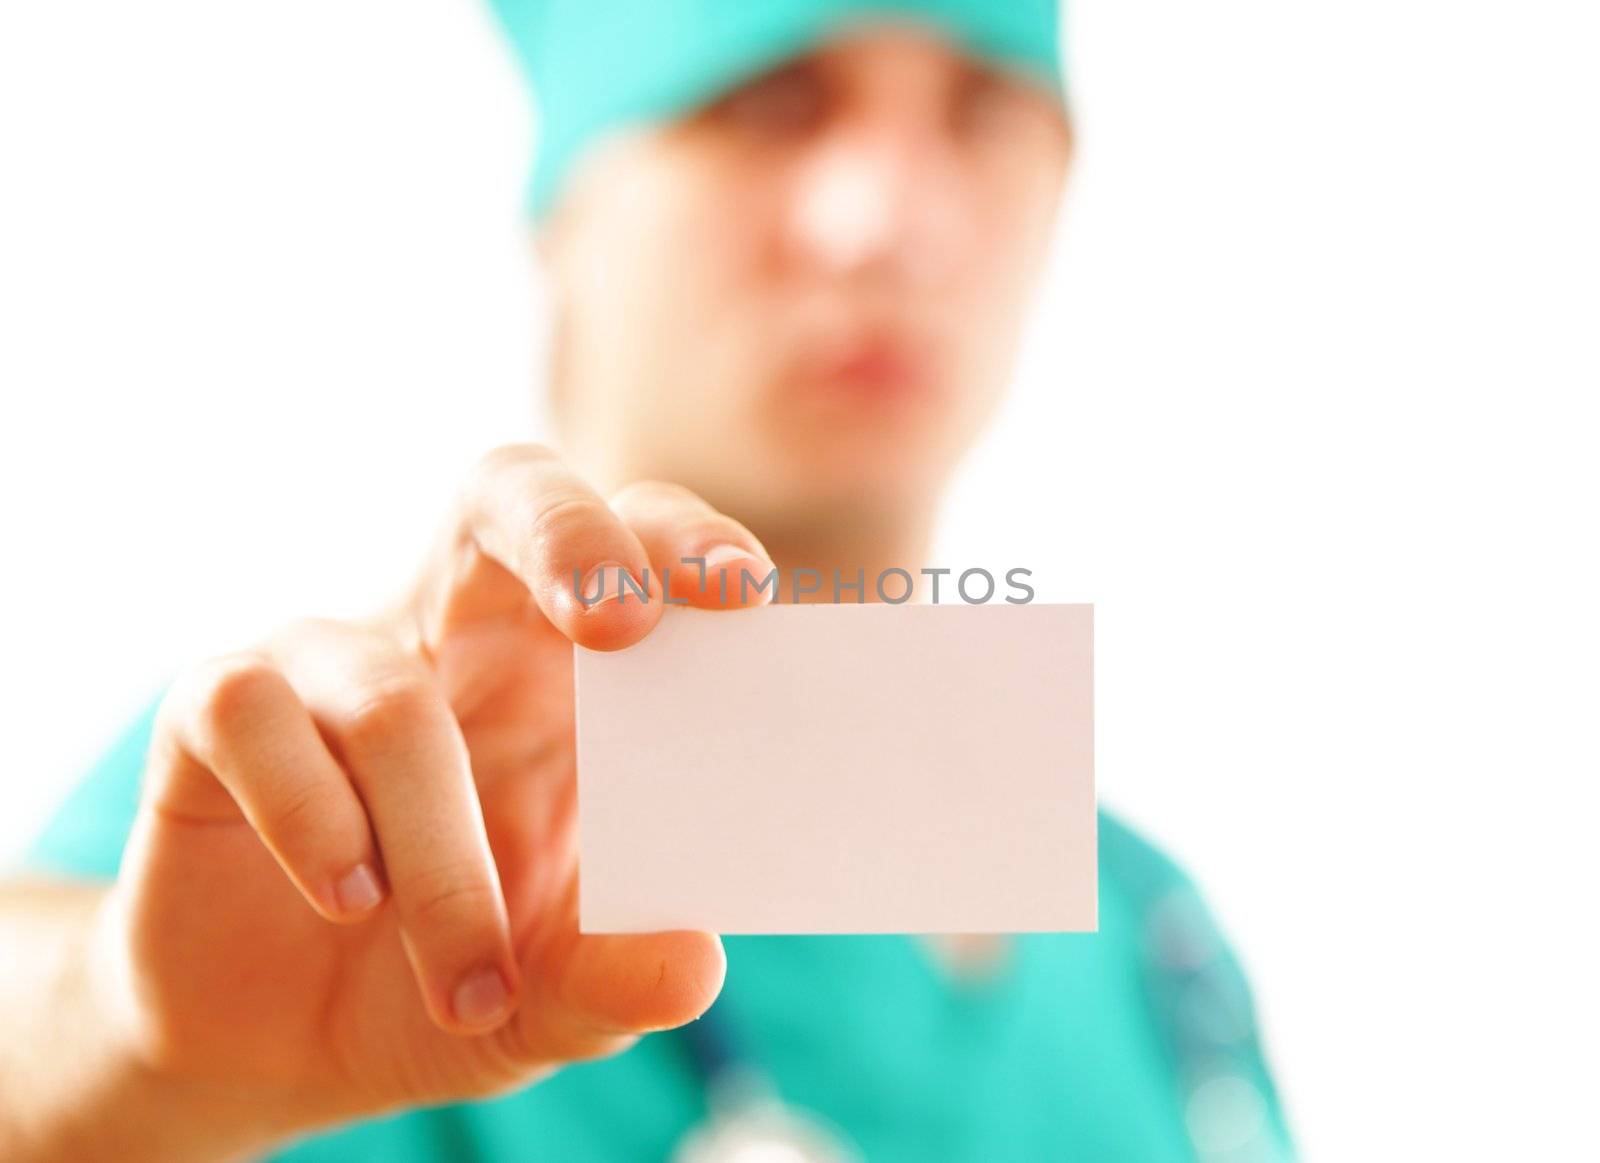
540, 26, 1071, 541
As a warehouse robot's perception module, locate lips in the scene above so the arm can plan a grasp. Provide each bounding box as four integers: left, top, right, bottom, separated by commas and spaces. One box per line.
809, 328, 929, 400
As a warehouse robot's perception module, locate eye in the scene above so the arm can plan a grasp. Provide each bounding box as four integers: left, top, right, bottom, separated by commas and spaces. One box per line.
712, 60, 829, 139
949, 66, 1038, 140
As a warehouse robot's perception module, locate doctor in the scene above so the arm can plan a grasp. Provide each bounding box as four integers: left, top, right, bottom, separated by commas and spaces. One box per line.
1, 1, 1294, 1159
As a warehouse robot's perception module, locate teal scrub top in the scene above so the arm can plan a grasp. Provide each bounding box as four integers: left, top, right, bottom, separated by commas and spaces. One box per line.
20, 697, 1296, 1161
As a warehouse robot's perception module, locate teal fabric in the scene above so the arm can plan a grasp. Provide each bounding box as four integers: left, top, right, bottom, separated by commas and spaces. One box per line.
20, 700, 1297, 1161
485, 0, 1066, 218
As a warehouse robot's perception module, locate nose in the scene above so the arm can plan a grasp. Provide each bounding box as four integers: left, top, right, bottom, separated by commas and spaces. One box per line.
785, 113, 971, 287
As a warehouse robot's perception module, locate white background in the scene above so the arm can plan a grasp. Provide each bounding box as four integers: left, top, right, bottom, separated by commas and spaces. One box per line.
2, 1, 1596, 1157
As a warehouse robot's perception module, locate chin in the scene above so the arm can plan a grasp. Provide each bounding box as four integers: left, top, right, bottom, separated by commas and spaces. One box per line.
772, 443, 950, 514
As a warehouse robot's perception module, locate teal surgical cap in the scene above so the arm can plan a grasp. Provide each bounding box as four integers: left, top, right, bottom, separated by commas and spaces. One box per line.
486, 0, 1064, 219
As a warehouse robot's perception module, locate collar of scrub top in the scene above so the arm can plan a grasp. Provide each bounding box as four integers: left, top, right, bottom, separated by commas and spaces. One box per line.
483, 0, 1067, 220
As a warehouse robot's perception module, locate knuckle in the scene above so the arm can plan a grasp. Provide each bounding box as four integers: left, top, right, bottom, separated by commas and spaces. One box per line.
267, 615, 341, 651
471, 442, 557, 491
611, 478, 699, 511
189, 652, 285, 742
405, 863, 498, 928
457, 443, 560, 519
528, 492, 612, 548
341, 673, 440, 751
261, 776, 337, 839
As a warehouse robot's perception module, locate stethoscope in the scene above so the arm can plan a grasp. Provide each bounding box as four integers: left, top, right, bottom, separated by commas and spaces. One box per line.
669, 1002, 864, 1163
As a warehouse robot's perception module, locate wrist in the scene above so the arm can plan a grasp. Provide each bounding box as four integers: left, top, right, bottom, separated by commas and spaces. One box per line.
70, 888, 313, 1162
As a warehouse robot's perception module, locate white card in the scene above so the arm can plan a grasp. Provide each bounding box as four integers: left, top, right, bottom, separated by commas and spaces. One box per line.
574, 602, 1095, 934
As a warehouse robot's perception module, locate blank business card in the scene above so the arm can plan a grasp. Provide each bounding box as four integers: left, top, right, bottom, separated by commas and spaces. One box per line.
573, 602, 1095, 934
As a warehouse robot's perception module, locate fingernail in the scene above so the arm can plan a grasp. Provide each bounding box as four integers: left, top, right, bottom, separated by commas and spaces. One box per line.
702, 542, 762, 570
453, 967, 511, 1027
579, 561, 643, 610
333, 863, 383, 915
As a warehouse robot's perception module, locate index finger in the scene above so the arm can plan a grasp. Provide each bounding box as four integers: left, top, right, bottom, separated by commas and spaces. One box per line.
609, 480, 777, 609
445, 444, 664, 652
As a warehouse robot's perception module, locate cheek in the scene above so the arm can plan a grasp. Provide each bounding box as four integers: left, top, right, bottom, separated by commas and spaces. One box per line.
576, 141, 769, 337
679, 177, 780, 313
590, 193, 779, 466
950, 173, 1061, 348
645, 172, 782, 396
980, 156, 1063, 280
931, 177, 1061, 441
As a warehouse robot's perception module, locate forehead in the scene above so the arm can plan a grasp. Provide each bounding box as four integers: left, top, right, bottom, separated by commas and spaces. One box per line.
789, 22, 976, 68
715, 22, 1022, 96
